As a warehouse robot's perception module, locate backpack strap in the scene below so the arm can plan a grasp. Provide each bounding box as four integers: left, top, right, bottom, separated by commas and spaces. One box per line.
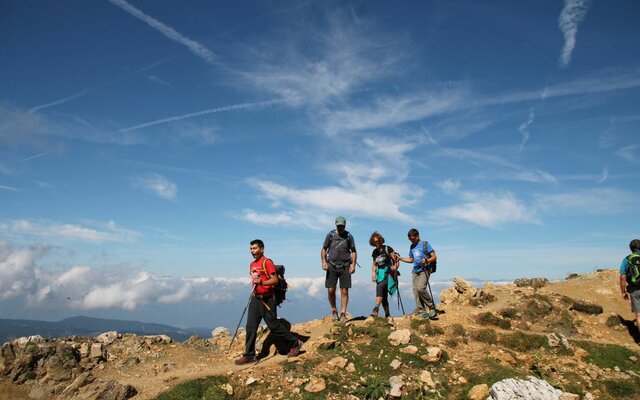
261, 258, 272, 279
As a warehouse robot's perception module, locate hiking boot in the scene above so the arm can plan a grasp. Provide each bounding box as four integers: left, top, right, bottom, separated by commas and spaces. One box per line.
339, 312, 347, 322
234, 355, 257, 365
287, 339, 303, 357
426, 309, 437, 319
370, 305, 379, 317
412, 308, 425, 316
331, 310, 340, 321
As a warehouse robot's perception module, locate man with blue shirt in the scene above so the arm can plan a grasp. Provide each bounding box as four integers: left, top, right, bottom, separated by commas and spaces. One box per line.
620, 239, 640, 333
397, 228, 437, 319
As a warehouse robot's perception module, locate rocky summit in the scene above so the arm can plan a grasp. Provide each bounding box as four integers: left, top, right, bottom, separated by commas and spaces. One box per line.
2, 269, 640, 399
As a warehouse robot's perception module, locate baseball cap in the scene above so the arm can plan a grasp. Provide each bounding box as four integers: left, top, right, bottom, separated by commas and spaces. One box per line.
335, 216, 346, 226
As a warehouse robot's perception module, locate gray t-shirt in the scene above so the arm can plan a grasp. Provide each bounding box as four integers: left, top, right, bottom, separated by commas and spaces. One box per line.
323, 229, 356, 264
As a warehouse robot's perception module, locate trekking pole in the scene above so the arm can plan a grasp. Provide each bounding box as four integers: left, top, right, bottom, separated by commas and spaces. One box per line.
427, 279, 437, 314
391, 268, 405, 315
229, 285, 256, 350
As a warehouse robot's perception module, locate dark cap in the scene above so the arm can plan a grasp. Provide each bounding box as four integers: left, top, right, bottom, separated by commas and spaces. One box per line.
335, 216, 346, 226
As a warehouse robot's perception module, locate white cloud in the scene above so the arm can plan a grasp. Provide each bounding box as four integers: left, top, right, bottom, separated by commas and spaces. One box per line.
430, 192, 539, 228
597, 166, 608, 184
436, 179, 461, 194
1, 219, 140, 243
617, 145, 639, 164
0, 242, 47, 300
0, 184, 20, 192
558, 0, 591, 68
535, 188, 633, 215
132, 173, 178, 200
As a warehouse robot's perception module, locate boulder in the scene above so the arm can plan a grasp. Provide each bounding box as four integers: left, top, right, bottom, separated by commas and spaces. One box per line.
421, 347, 442, 362
304, 377, 326, 393
96, 332, 119, 346
389, 375, 404, 398
488, 376, 562, 400
419, 370, 436, 387
546, 333, 570, 349
327, 357, 349, 369
468, 384, 489, 400
400, 345, 418, 355
388, 329, 411, 346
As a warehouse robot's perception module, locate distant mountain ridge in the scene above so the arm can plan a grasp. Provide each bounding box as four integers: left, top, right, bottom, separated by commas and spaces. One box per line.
0, 316, 212, 344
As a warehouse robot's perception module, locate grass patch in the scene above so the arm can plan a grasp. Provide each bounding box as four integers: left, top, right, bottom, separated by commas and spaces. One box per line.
454, 358, 521, 400
477, 312, 512, 330
547, 310, 578, 335
154, 376, 248, 400
498, 332, 547, 352
606, 315, 622, 327
566, 273, 580, 280
425, 323, 445, 336
514, 277, 548, 289
571, 301, 603, 315
469, 291, 497, 307
523, 297, 553, 320
472, 328, 497, 345
499, 307, 520, 319
445, 338, 459, 348
602, 378, 640, 399
451, 324, 466, 337
576, 341, 640, 372
352, 376, 389, 399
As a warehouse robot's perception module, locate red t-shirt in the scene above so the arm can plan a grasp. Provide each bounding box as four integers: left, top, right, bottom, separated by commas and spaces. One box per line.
250, 256, 276, 296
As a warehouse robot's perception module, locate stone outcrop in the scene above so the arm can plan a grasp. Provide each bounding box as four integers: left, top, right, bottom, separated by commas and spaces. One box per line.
487, 376, 563, 400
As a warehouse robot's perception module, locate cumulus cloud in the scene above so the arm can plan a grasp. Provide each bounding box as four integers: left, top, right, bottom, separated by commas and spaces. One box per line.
0, 241, 48, 300
132, 173, 178, 200
430, 192, 539, 228
558, 0, 591, 68
0, 219, 139, 243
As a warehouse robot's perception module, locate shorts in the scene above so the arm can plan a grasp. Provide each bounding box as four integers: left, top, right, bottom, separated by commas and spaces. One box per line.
376, 277, 388, 297
325, 263, 352, 289
630, 287, 640, 314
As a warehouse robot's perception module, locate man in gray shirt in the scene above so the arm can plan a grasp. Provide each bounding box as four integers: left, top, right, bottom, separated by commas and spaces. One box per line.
321, 216, 357, 322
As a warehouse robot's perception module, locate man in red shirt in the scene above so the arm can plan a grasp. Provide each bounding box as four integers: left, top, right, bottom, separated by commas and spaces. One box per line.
235, 239, 303, 365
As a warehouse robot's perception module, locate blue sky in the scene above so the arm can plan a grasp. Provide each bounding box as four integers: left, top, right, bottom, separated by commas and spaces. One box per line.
1, 0, 639, 329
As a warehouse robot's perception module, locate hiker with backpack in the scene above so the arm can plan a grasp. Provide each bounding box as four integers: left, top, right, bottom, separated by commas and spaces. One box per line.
369, 231, 400, 318
321, 216, 357, 322
396, 228, 438, 319
620, 239, 640, 332
234, 239, 302, 365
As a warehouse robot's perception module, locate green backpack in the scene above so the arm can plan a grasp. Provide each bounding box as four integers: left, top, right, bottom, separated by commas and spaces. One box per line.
626, 253, 640, 286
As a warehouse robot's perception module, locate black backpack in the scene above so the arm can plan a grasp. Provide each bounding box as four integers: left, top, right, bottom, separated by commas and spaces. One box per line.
261, 259, 288, 307
423, 241, 437, 274
626, 253, 640, 286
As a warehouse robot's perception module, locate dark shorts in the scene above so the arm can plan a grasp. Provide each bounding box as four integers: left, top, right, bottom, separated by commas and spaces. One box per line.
325, 263, 351, 289
630, 287, 640, 314
376, 277, 388, 297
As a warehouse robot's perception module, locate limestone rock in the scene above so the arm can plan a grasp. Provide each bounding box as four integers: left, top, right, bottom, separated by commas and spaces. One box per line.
388, 329, 411, 346
389, 375, 404, 398
468, 384, 489, 400
304, 377, 326, 393
90, 343, 104, 360
96, 332, 119, 346
546, 333, 570, 349
559, 393, 580, 400
400, 345, 418, 355
327, 356, 349, 369
212, 327, 231, 338
487, 376, 562, 400
390, 359, 402, 370
346, 362, 356, 372
421, 347, 442, 362
419, 371, 436, 387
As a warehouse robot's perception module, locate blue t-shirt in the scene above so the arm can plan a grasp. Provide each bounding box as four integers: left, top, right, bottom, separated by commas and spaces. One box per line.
408, 241, 434, 273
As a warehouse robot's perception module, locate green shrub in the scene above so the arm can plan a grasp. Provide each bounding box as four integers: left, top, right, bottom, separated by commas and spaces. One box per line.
602, 379, 640, 398
451, 324, 466, 337
523, 298, 553, 320
472, 329, 497, 345
477, 312, 511, 330
571, 301, 603, 315
353, 377, 389, 399
445, 338, 459, 348
425, 324, 445, 336
514, 277, 548, 289
499, 307, 520, 319
566, 273, 579, 280
499, 332, 548, 352
606, 315, 622, 327
469, 291, 497, 306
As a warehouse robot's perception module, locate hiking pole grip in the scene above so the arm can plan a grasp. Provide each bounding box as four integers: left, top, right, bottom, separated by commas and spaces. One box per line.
229, 284, 257, 350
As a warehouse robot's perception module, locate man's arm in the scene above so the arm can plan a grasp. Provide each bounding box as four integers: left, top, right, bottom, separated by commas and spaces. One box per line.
321, 247, 328, 270
349, 249, 357, 274
254, 260, 278, 286
423, 250, 437, 265
621, 274, 629, 300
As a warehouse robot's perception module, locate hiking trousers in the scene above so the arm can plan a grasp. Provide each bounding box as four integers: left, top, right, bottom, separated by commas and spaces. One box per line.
244, 295, 297, 358
412, 270, 435, 313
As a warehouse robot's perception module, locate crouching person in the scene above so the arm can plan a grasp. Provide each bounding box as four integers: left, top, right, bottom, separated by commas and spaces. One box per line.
235, 239, 302, 365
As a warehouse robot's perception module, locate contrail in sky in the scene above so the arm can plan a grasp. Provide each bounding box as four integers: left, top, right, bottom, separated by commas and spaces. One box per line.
109, 0, 220, 67
21, 152, 48, 162
0, 184, 20, 192
28, 56, 173, 114
117, 99, 283, 133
